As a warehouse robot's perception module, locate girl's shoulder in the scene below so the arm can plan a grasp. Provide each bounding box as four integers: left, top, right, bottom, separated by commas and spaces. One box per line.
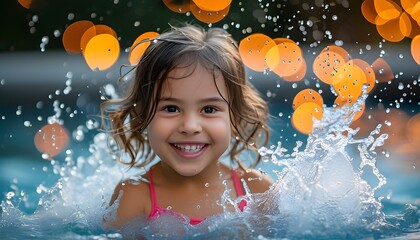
111, 175, 151, 203
235, 168, 274, 194
108, 174, 151, 227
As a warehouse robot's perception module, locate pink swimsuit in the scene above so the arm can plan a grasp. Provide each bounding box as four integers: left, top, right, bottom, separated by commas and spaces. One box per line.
147, 170, 247, 225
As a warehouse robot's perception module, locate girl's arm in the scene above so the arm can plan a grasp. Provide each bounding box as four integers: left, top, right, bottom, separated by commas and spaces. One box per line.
240, 168, 276, 215
241, 168, 274, 194
106, 180, 150, 229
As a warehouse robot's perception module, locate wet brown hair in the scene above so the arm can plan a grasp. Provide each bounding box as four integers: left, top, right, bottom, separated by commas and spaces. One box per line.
101, 24, 269, 170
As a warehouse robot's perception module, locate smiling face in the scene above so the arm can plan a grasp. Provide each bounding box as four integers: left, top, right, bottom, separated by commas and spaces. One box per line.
147, 63, 231, 177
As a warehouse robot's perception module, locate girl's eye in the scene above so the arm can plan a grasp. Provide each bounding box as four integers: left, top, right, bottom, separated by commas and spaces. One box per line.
164, 105, 179, 113
202, 106, 217, 114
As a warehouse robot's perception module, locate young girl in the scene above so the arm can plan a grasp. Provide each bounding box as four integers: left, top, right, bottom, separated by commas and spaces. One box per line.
102, 24, 273, 228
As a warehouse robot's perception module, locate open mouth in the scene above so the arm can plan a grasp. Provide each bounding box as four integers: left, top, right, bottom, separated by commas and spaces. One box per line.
172, 143, 207, 153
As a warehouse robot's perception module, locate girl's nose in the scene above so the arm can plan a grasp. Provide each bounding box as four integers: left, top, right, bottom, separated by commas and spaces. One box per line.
178, 113, 202, 134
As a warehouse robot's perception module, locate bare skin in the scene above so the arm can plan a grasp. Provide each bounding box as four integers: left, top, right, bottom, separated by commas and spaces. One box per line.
108, 163, 273, 228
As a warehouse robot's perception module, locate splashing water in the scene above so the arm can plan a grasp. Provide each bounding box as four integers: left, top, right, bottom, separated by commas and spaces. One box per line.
1, 93, 419, 239
252, 95, 388, 239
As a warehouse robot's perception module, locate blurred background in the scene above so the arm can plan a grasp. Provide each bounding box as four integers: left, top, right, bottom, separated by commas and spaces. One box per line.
0, 0, 419, 213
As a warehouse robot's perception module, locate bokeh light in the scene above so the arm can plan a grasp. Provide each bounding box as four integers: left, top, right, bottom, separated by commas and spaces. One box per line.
361, 0, 420, 65
292, 89, 324, 110
349, 59, 376, 93
192, 0, 232, 12
62, 20, 95, 54
292, 102, 324, 135
239, 33, 277, 72
375, 0, 402, 21
266, 41, 305, 81
371, 57, 394, 83
190, 2, 231, 24
83, 34, 120, 71
34, 123, 70, 159
128, 32, 159, 65
17, 0, 31, 10
313, 46, 349, 85
162, 0, 190, 13
80, 25, 117, 52
411, 35, 420, 64
332, 62, 367, 103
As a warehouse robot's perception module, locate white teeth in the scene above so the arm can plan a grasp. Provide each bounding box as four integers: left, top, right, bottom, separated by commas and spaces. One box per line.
173, 144, 205, 153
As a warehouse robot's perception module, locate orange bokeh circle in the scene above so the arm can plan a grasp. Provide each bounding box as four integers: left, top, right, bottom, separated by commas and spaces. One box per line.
34, 123, 70, 159
349, 59, 376, 93
292, 102, 324, 135
313, 46, 348, 84
62, 20, 95, 54
266, 41, 305, 79
332, 62, 367, 101
190, 2, 230, 24
83, 34, 120, 71
80, 25, 117, 52
292, 88, 324, 110
162, 0, 191, 13
192, 0, 232, 12
129, 32, 159, 65
411, 35, 420, 65
371, 58, 394, 82
239, 33, 276, 72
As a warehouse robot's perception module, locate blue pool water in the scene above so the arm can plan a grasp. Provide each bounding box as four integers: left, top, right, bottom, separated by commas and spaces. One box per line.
1, 91, 419, 239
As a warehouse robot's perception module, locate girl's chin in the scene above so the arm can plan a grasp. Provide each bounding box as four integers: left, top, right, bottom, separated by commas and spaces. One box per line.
171, 165, 207, 177
175, 169, 201, 177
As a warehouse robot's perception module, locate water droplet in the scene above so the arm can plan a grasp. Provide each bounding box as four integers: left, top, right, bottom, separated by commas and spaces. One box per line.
86, 119, 99, 130
32, 15, 39, 22
16, 107, 22, 116
24, 121, 31, 127
307, 20, 313, 27
67, 13, 75, 20
386, 191, 392, 200
6, 192, 15, 199
53, 30, 61, 37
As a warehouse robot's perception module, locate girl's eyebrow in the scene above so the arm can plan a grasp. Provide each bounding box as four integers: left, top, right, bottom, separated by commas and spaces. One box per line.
159, 96, 227, 104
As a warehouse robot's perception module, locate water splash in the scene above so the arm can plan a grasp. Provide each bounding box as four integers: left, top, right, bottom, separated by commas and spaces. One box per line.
252, 96, 387, 238
1, 93, 420, 239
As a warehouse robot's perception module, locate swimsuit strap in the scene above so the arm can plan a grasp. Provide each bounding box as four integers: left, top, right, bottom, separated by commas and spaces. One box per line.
148, 170, 158, 218
148, 169, 203, 224
230, 169, 244, 196
231, 169, 248, 211
148, 169, 248, 221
